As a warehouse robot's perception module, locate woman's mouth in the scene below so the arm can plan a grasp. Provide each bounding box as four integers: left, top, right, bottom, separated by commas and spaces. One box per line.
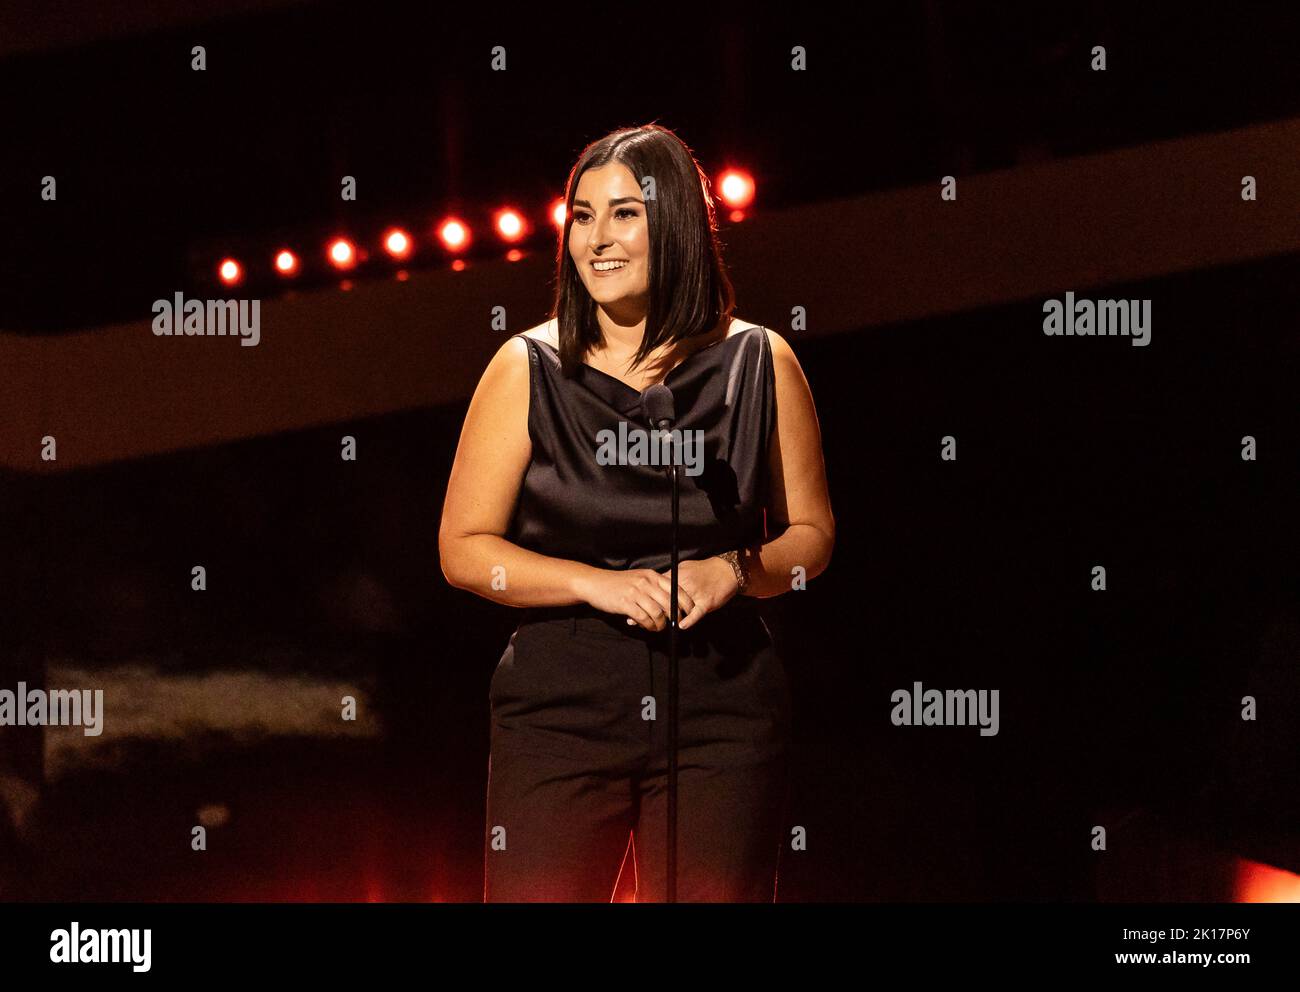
591, 260, 628, 276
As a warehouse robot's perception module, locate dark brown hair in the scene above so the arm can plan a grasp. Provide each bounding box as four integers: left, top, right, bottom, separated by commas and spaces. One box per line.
550, 124, 736, 376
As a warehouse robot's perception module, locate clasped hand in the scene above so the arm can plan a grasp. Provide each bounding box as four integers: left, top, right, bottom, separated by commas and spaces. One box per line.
580, 558, 740, 632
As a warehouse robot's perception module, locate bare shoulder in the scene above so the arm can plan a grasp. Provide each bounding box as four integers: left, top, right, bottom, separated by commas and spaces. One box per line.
759, 326, 799, 365
480, 319, 554, 377
519, 318, 559, 346
727, 318, 789, 359
478, 325, 537, 392
727, 316, 762, 339
760, 327, 817, 407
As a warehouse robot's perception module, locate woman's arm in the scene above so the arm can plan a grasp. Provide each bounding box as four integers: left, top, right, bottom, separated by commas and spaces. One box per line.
439, 335, 598, 607
742, 329, 835, 598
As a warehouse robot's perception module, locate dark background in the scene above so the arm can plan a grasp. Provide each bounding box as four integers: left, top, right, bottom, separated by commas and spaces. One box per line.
2, 1, 1298, 901
7, 1, 1300, 331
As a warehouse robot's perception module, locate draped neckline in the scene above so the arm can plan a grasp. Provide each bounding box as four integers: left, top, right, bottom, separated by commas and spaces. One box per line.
529, 324, 761, 396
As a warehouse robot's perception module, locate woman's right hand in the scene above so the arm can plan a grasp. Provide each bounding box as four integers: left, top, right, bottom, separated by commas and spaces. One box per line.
577, 568, 684, 631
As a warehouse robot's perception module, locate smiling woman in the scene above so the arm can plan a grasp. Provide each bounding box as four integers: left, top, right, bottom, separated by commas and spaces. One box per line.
438, 123, 834, 904
554, 127, 742, 384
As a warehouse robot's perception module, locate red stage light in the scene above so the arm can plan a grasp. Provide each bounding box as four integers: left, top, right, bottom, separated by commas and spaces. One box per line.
437, 218, 470, 253
328, 238, 357, 269
550, 198, 567, 229
494, 208, 526, 242
383, 228, 412, 260
218, 258, 242, 285
274, 250, 299, 276
717, 169, 756, 209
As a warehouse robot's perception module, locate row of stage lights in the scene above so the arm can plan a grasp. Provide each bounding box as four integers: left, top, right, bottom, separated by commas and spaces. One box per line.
213, 169, 757, 287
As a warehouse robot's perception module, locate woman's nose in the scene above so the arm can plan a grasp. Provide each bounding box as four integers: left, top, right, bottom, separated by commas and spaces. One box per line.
587, 218, 611, 250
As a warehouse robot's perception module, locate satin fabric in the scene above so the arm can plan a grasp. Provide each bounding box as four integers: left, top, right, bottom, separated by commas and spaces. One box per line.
506, 324, 775, 573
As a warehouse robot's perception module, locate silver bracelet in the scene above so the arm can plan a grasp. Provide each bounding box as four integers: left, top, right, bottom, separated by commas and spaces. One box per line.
714, 549, 749, 594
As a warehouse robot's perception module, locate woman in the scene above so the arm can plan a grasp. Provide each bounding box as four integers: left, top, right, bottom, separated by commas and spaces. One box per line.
439, 124, 834, 902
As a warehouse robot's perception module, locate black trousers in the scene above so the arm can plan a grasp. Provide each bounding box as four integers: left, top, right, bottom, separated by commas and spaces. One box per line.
484, 596, 792, 902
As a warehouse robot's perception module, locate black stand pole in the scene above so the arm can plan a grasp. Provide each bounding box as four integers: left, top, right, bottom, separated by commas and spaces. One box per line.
643, 384, 681, 905
667, 454, 679, 903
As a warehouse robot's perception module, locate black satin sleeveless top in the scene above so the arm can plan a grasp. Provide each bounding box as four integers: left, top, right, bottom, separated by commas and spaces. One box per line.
507, 324, 776, 573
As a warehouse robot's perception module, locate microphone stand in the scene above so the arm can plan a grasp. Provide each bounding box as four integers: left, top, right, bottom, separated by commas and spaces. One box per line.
666, 430, 680, 904
643, 383, 680, 903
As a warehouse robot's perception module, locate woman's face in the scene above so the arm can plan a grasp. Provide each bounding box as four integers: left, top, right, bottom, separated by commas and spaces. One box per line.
568, 163, 649, 315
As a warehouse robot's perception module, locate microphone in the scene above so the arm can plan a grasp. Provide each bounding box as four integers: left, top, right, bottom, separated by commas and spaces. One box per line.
642, 382, 675, 429
643, 383, 677, 475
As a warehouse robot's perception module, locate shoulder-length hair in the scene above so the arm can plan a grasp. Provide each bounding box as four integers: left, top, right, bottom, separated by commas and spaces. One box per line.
550, 124, 736, 376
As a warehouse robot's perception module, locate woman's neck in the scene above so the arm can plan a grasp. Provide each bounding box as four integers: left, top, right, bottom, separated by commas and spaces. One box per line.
590, 310, 727, 371
589, 307, 649, 367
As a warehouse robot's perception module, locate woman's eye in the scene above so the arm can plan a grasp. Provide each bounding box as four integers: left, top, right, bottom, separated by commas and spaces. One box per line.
573, 209, 638, 223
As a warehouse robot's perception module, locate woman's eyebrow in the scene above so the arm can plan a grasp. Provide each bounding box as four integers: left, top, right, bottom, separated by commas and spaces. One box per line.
572, 196, 644, 208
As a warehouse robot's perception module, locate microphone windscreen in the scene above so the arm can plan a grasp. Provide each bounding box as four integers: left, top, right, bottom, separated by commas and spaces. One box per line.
642, 382, 676, 426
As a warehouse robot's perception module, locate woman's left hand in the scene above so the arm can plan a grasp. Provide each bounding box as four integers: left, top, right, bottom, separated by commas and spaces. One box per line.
636, 556, 740, 630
